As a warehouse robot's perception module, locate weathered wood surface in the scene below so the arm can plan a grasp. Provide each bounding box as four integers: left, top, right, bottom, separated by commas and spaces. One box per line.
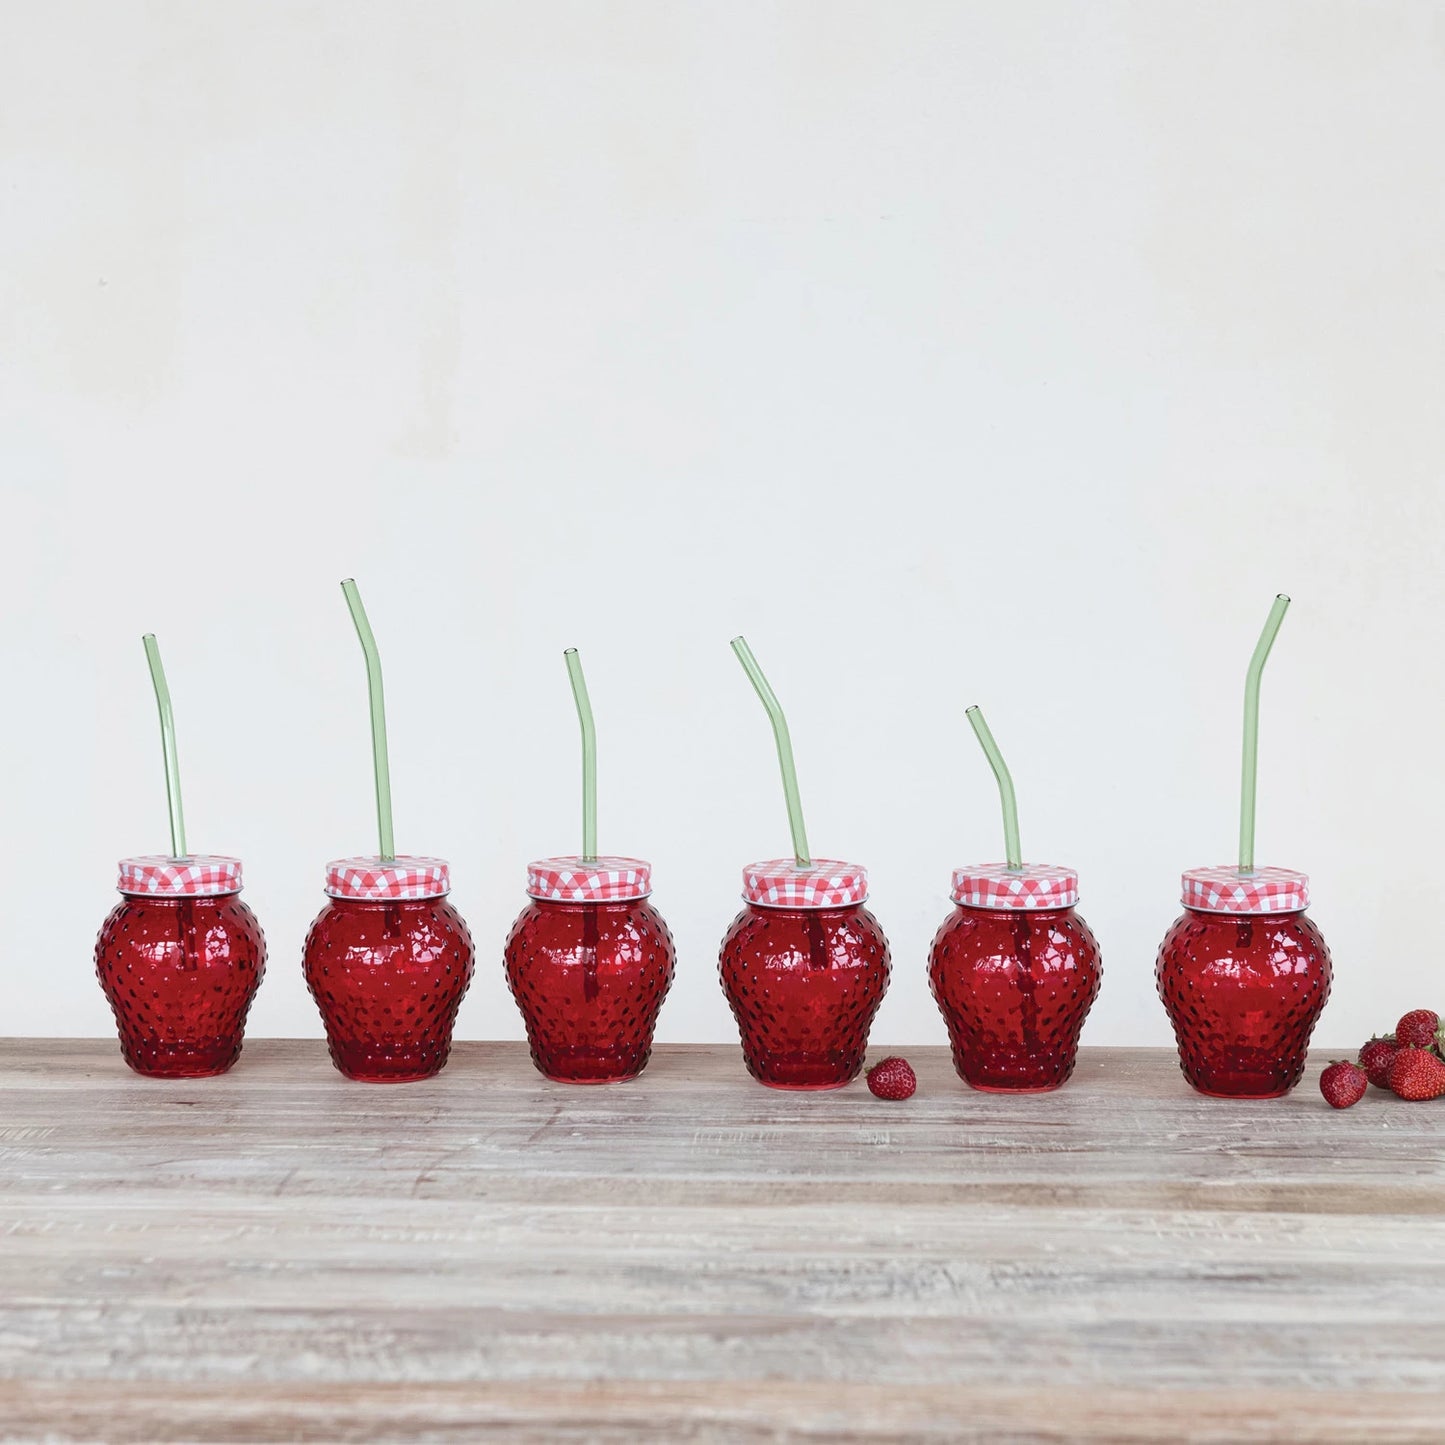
1, 1040, 1442, 1442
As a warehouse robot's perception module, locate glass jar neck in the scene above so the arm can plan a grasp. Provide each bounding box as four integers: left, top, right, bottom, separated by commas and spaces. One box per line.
529, 895, 650, 910
1184, 905, 1306, 919
746, 902, 863, 919
954, 902, 1074, 919
119, 890, 239, 903
327, 894, 447, 908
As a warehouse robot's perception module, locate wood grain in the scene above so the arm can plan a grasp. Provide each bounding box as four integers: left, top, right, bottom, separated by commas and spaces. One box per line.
1, 1040, 1441, 1442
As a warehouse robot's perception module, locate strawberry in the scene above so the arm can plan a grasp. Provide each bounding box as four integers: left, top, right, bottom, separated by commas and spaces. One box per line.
866, 1056, 916, 1100
1319, 1060, 1368, 1109
1394, 1009, 1441, 1050
1387, 1046, 1445, 1101
1358, 1036, 1399, 1089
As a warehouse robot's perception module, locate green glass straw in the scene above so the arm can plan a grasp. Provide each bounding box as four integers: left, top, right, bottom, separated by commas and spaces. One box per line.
731, 636, 811, 868
340, 579, 395, 862
142, 634, 187, 859
564, 648, 598, 862
1239, 593, 1291, 874
966, 705, 1022, 871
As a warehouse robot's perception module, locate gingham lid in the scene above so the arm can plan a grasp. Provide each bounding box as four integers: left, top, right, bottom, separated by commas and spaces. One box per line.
1182, 865, 1309, 914
118, 855, 243, 896
743, 859, 868, 908
527, 856, 652, 902
325, 856, 450, 900
951, 863, 1078, 910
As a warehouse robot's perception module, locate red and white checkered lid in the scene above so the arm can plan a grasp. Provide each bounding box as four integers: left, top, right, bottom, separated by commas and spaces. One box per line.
1182, 865, 1309, 914
325, 856, 450, 900
117, 855, 243, 896
743, 859, 868, 908
951, 863, 1078, 910
527, 856, 652, 902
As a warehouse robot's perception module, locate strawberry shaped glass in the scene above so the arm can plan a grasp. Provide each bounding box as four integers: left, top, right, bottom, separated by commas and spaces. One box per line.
929, 863, 1101, 1092
95, 855, 266, 1078
1156, 866, 1331, 1098
304, 856, 474, 1083
719, 859, 890, 1090
505, 856, 675, 1084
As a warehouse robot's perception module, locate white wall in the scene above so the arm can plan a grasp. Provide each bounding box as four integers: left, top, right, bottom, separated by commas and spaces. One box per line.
2, 1, 1442, 1051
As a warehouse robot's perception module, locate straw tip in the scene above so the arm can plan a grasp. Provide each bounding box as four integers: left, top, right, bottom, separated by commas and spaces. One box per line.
1276, 592, 1291, 603
340, 577, 356, 587
563, 647, 578, 656
965, 704, 981, 715
141, 632, 156, 643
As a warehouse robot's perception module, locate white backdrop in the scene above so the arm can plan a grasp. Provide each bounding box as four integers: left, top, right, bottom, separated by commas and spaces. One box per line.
3, 1, 1442, 1050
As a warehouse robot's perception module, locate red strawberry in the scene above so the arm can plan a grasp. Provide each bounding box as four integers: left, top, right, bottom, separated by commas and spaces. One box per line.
1319, 1060, 1368, 1109
1358, 1036, 1399, 1089
866, 1057, 916, 1100
1394, 1009, 1441, 1050
1388, 1046, 1445, 1101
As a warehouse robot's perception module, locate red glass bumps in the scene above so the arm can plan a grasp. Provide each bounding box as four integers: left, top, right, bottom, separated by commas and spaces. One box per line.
929, 904, 1101, 1092
719, 901, 890, 1090
505, 859, 673, 1084
929, 863, 1099, 1093
1156, 906, 1331, 1098
304, 893, 474, 1083
96, 890, 265, 1078
505, 898, 675, 1083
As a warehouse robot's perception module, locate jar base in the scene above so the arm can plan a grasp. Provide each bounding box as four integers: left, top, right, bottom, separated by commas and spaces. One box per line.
540, 1069, 642, 1086
742, 1054, 860, 1090
327, 1043, 451, 1084
333, 1064, 444, 1084
949, 1046, 1076, 1095
1176, 1049, 1304, 1100
529, 1043, 652, 1085
1187, 1080, 1294, 1100
125, 1058, 238, 1080
121, 1040, 242, 1079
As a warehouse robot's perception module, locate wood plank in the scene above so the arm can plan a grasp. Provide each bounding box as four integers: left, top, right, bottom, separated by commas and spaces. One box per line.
4, 1381, 1445, 1444
0, 1041, 1440, 1441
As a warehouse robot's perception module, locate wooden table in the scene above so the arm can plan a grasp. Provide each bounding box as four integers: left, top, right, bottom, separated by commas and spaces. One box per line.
2, 1041, 1442, 1442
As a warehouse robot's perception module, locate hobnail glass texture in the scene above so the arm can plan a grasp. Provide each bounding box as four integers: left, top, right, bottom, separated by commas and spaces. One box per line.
718, 903, 890, 1089
928, 904, 1101, 1092
303, 897, 475, 1082
1155, 907, 1331, 1098
95, 894, 266, 1078
504, 898, 676, 1083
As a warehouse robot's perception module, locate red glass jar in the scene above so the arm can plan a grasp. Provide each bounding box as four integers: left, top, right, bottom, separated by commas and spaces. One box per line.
1156, 865, 1330, 1098
505, 856, 675, 1084
719, 859, 890, 1090
95, 855, 266, 1078
303, 855, 474, 1083
929, 863, 1101, 1092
